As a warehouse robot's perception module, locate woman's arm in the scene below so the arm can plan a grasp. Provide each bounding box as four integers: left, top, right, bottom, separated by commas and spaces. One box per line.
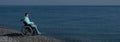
24, 17, 34, 25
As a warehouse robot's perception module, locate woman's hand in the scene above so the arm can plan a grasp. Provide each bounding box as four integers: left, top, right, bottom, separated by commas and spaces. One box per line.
31, 22, 35, 24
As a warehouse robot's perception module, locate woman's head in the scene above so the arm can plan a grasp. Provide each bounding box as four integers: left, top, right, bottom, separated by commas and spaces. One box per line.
25, 12, 29, 16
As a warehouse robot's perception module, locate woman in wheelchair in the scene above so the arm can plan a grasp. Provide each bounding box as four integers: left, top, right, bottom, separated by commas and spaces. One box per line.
21, 12, 41, 35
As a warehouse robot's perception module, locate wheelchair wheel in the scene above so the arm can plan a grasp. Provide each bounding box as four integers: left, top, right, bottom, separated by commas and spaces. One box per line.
22, 26, 34, 36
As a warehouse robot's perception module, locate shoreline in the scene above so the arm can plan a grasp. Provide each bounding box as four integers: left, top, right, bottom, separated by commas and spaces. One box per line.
0, 27, 62, 42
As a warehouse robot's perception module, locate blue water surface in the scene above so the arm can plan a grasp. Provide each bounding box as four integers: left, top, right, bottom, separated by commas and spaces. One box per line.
0, 6, 120, 42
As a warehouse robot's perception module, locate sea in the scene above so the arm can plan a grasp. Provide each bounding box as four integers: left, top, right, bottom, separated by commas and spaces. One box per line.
0, 5, 120, 42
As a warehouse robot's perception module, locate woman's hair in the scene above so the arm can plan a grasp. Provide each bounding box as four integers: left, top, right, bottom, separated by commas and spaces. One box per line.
25, 12, 29, 16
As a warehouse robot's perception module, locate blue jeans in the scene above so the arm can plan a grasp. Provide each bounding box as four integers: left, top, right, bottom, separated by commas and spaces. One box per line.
31, 24, 41, 35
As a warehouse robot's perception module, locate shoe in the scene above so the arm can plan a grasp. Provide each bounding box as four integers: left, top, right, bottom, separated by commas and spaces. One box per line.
37, 32, 41, 35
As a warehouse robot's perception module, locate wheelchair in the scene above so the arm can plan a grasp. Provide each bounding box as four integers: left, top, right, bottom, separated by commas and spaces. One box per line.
21, 26, 34, 36
21, 22, 35, 36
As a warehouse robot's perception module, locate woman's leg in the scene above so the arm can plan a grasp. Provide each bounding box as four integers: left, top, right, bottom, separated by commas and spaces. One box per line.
31, 24, 41, 35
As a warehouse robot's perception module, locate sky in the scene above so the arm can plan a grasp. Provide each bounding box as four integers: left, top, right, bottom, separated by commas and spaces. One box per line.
0, 0, 120, 5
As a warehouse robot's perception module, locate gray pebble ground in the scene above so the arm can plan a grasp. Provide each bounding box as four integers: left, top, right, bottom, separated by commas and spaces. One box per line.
0, 27, 62, 42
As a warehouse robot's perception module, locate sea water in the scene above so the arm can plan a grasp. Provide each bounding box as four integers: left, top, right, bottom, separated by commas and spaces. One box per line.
0, 6, 120, 42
